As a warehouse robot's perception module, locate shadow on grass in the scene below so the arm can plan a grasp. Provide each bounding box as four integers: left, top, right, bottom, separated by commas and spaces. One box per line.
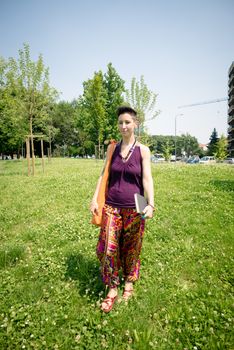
64, 253, 103, 299
210, 179, 234, 192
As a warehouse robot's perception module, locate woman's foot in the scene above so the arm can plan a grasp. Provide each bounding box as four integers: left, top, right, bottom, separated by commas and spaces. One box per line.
123, 282, 134, 302
101, 288, 118, 313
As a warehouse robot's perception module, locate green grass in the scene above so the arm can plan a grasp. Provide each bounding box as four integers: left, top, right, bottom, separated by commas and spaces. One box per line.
0, 159, 233, 350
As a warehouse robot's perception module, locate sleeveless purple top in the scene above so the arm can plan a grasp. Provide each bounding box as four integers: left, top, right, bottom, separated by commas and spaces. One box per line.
105, 143, 144, 208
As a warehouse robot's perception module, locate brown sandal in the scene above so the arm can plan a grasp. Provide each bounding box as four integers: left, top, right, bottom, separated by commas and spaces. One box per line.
101, 295, 118, 313
122, 288, 133, 302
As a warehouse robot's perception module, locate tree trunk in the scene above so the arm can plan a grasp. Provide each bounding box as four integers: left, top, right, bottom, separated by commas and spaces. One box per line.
26, 138, 31, 176
30, 116, 35, 175
41, 139, 45, 173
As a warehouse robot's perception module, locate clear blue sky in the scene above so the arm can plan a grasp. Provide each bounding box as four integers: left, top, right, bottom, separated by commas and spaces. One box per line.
1, 0, 234, 143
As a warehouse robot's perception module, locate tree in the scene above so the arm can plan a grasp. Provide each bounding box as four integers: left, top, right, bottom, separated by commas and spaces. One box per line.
0, 44, 57, 161
151, 135, 174, 154
125, 75, 160, 134
207, 128, 219, 156
51, 101, 77, 155
17, 44, 57, 161
214, 134, 228, 161
104, 63, 125, 141
179, 133, 200, 157
79, 71, 108, 154
151, 134, 200, 157
78, 64, 126, 151
162, 140, 173, 161
0, 57, 28, 158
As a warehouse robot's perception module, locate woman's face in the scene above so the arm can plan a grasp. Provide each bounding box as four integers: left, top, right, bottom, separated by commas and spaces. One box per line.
118, 113, 137, 137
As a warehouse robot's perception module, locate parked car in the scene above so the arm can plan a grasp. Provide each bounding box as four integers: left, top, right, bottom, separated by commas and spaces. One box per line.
223, 157, 234, 164
151, 154, 165, 163
186, 156, 200, 164
170, 155, 176, 162
199, 156, 215, 164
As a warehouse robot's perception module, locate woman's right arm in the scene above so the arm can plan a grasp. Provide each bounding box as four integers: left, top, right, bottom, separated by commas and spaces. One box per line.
90, 175, 103, 215
90, 145, 112, 215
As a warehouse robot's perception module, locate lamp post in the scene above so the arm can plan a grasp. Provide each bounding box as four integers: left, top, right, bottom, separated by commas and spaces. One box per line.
175, 114, 183, 162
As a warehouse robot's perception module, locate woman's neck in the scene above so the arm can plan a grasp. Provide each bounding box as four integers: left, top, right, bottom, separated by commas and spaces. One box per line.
121, 135, 136, 146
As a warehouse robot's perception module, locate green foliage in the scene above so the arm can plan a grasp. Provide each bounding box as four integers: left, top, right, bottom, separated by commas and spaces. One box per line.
125, 76, 160, 132
151, 133, 201, 157
80, 71, 108, 146
136, 131, 153, 148
0, 43, 58, 156
78, 64, 125, 148
18, 43, 58, 132
162, 140, 172, 161
0, 55, 124, 156
51, 100, 78, 155
151, 135, 174, 154
214, 134, 228, 161
104, 63, 125, 140
0, 56, 27, 155
207, 128, 219, 156
83, 140, 95, 156
179, 133, 201, 156
0, 159, 233, 349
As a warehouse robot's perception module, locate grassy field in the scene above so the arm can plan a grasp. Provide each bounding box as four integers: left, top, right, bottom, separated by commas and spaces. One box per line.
0, 159, 233, 350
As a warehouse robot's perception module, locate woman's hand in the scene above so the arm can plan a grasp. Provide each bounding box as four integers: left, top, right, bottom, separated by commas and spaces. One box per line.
142, 205, 154, 219
90, 200, 99, 215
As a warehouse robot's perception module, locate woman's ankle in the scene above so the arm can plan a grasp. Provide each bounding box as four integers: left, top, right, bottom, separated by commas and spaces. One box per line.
107, 287, 118, 296
124, 281, 133, 290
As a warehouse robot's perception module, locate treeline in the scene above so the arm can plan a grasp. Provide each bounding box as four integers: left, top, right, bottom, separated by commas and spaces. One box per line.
1, 44, 222, 160
151, 134, 203, 158
0, 44, 124, 158
0, 44, 160, 159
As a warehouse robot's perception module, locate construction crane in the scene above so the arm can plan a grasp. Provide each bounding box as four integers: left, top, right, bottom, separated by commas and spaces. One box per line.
178, 97, 228, 109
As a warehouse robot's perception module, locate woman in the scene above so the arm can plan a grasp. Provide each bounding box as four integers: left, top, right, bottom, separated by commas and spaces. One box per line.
90, 106, 154, 313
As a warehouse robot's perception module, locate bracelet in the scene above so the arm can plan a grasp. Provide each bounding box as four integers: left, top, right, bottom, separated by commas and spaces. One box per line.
148, 204, 155, 211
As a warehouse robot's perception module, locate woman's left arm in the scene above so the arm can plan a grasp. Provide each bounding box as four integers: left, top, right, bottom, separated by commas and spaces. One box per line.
141, 145, 155, 219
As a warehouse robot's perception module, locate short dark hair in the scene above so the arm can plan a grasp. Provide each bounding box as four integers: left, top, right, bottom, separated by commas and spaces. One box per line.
117, 106, 137, 117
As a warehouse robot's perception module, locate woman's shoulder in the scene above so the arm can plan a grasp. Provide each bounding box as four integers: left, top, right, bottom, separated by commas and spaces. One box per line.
136, 142, 150, 157
107, 140, 119, 150
106, 141, 118, 159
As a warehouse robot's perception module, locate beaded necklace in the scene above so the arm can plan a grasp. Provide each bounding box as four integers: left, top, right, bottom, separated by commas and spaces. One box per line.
120, 139, 137, 162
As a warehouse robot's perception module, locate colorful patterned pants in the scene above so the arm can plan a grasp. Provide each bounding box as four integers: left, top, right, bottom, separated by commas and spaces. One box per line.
96, 204, 145, 288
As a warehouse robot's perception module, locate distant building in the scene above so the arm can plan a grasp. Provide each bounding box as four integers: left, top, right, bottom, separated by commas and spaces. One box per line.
228, 61, 234, 156
199, 143, 208, 152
